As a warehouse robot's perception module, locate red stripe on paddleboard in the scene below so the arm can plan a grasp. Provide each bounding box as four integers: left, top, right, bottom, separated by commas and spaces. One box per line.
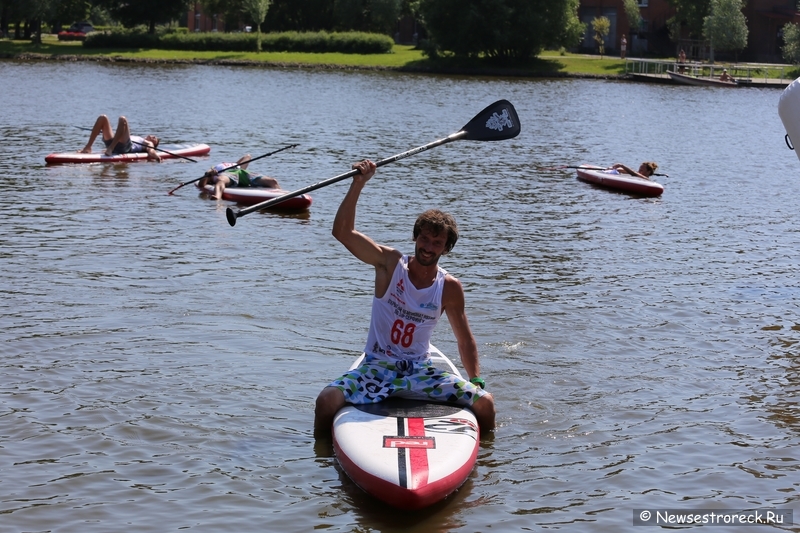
407, 417, 429, 489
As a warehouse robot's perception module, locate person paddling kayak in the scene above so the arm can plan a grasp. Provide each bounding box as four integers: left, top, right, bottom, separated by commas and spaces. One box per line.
314, 159, 496, 438
198, 154, 281, 200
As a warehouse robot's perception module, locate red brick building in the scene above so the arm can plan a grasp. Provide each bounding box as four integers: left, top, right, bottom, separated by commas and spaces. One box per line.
745, 0, 800, 61
579, 0, 800, 62
186, 2, 228, 33
579, 0, 674, 57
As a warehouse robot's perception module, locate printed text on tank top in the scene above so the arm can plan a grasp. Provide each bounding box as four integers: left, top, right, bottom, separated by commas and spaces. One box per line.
364, 255, 446, 362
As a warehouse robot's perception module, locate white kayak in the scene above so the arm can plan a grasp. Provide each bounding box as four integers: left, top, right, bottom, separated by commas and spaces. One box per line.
332, 345, 479, 510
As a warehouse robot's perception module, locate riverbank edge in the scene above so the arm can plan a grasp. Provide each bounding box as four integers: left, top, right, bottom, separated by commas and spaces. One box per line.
0, 51, 627, 80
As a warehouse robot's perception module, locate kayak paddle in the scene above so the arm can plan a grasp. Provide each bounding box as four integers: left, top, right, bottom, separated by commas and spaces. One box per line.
226, 99, 521, 227
167, 144, 299, 195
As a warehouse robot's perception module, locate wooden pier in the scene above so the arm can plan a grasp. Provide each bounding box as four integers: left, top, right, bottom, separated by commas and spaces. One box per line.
624, 58, 793, 89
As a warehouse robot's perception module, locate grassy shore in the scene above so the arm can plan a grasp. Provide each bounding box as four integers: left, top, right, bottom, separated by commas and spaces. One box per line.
1, 34, 792, 80
0, 34, 628, 77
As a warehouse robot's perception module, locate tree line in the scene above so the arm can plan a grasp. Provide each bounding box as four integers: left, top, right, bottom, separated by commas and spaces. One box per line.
1, 0, 587, 61
4, 0, 800, 64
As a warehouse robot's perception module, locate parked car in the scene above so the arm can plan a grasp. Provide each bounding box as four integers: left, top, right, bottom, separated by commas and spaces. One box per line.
58, 21, 94, 41
68, 21, 94, 34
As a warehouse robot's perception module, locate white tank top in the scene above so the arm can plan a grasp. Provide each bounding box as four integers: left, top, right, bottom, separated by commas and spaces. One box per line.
364, 255, 446, 362
213, 162, 237, 172
128, 135, 143, 152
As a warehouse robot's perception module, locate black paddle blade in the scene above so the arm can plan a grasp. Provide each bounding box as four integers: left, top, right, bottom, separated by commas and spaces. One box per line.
226, 208, 238, 227
460, 99, 520, 141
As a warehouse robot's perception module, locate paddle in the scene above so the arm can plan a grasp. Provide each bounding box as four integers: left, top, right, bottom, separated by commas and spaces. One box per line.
73, 125, 200, 163
167, 144, 299, 196
131, 140, 199, 163
537, 164, 669, 178
225, 99, 521, 227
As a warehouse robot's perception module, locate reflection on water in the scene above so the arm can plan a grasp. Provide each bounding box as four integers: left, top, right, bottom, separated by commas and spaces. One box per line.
1, 60, 799, 532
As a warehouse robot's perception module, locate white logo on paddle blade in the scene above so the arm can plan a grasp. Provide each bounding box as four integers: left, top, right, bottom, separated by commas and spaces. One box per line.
486, 109, 513, 131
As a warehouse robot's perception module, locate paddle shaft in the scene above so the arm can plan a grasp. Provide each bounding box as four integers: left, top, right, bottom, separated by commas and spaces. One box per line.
227, 132, 467, 226
167, 144, 298, 195
131, 140, 198, 163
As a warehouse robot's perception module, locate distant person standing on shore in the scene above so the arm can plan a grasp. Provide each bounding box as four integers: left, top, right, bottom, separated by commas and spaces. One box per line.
620, 35, 627, 59
678, 49, 687, 73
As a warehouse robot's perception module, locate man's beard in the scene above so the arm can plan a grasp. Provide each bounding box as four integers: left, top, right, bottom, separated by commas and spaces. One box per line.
415, 245, 440, 267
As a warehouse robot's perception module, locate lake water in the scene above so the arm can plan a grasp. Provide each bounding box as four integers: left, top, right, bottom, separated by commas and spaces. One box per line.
1, 59, 799, 532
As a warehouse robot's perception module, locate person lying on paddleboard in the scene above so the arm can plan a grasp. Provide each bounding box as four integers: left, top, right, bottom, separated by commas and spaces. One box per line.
197, 154, 281, 200
313, 159, 497, 438
605, 161, 658, 180
78, 115, 160, 161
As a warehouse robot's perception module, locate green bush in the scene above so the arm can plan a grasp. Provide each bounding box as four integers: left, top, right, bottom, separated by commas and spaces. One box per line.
84, 28, 159, 48
84, 30, 394, 54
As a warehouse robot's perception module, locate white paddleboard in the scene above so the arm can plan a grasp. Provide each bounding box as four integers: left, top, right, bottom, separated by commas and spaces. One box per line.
576, 164, 664, 197
198, 183, 312, 210
45, 143, 211, 164
332, 345, 479, 510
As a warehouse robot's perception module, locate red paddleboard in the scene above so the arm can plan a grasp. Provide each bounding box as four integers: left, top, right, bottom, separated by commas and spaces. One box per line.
576, 164, 664, 197
45, 143, 211, 164
198, 183, 312, 211
332, 346, 479, 510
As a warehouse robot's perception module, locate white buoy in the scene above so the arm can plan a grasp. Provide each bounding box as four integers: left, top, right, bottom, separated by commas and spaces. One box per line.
778, 77, 800, 163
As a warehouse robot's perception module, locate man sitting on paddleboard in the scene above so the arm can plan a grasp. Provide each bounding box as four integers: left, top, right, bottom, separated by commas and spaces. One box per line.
313, 159, 496, 438
78, 115, 161, 161
605, 161, 658, 180
198, 154, 281, 200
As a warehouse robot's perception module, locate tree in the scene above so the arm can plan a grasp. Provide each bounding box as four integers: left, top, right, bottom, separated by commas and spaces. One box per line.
703, 0, 747, 62
667, 0, 711, 40
417, 0, 584, 62
591, 16, 610, 58
782, 23, 800, 64
368, 0, 400, 34
265, 0, 334, 32
623, 0, 640, 33
241, 0, 270, 51
200, 0, 243, 30
333, 0, 400, 34
22, 0, 55, 44
99, 0, 191, 33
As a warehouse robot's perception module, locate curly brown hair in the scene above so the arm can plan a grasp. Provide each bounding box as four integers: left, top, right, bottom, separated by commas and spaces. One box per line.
413, 209, 459, 254
642, 161, 658, 176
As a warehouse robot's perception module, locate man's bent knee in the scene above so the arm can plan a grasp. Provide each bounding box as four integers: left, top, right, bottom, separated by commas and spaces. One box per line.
315, 386, 345, 415
314, 387, 346, 438
471, 393, 496, 433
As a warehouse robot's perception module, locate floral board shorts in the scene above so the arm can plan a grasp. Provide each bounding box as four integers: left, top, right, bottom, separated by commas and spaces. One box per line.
328, 356, 488, 406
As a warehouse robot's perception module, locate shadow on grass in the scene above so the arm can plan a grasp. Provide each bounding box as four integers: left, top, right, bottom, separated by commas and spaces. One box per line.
400, 55, 569, 75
